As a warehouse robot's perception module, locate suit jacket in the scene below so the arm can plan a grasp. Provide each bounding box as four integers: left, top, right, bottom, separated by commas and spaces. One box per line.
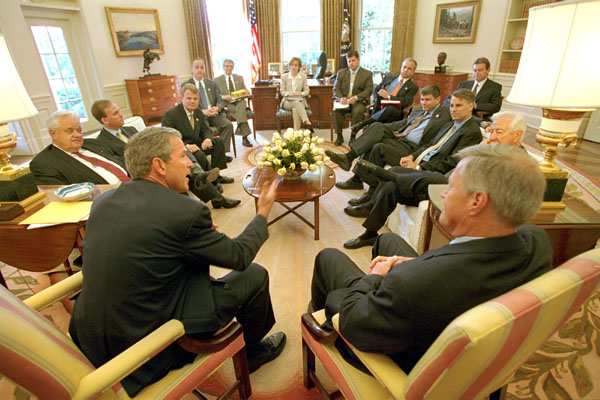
388, 105, 452, 147
184, 77, 227, 112
279, 72, 310, 108
410, 117, 482, 174
444, 79, 503, 114
214, 73, 248, 98
162, 103, 213, 147
333, 67, 374, 105
69, 179, 268, 395
30, 141, 128, 185
372, 73, 419, 111
94, 126, 138, 164
339, 224, 553, 373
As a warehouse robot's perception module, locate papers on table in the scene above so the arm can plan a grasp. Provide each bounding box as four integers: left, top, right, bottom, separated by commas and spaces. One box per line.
333, 101, 349, 109
20, 201, 92, 226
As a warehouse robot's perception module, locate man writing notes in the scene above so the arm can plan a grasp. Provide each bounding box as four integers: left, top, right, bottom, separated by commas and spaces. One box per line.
310, 143, 552, 375
185, 58, 235, 159
332, 50, 373, 146
214, 59, 253, 147
350, 58, 419, 134
444, 57, 502, 119
69, 127, 286, 397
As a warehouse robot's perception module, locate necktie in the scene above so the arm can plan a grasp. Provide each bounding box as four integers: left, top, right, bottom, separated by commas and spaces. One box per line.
189, 112, 195, 129
414, 125, 456, 165
395, 112, 426, 138
472, 82, 479, 94
348, 71, 356, 97
228, 76, 235, 94
198, 81, 209, 109
116, 129, 128, 143
390, 79, 404, 97
76, 152, 130, 182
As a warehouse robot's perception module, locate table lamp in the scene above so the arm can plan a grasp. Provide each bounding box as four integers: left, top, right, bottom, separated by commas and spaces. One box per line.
506, 0, 600, 209
0, 35, 40, 202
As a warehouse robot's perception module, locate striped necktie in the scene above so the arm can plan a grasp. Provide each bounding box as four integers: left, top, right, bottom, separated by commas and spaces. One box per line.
76, 152, 130, 182
414, 125, 456, 165
116, 129, 128, 143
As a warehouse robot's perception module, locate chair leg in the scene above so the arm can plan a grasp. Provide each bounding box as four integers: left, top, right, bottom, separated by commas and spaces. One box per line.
302, 338, 315, 389
233, 347, 252, 400
231, 135, 237, 158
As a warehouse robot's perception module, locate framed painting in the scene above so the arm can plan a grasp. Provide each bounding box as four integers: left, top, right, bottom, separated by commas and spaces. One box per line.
105, 7, 164, 56
433, 1, 481, 43
326, 59, 335, 74
268, 62, 282, 76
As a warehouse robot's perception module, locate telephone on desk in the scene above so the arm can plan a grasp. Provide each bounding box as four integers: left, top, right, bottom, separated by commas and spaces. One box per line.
254, 79, 274, 86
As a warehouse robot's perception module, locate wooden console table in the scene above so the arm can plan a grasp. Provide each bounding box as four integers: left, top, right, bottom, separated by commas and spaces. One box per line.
412, 72, 467, 105
251, 79, 334, 131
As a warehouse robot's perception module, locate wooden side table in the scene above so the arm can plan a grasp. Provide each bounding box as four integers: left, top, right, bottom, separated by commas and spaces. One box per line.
425, 184, 600, 266
242, 166, 335, 240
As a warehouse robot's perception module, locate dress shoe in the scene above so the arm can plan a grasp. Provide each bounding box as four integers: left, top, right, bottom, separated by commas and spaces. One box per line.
217, 175, 234, 184
247, 332, 287, 373
343, 234, 378, 249
325, 150, 351, 171
335, 178, 363, 190
242, 136, 253, 147
334, 134, 344, 146
344, 204, 371, 218
191, 167, 220, 190
216, 183, 223, 193
225, 155, 234, 163
211, 196, 241, 209
355, 159, 398, 182
348, 192, 372, 206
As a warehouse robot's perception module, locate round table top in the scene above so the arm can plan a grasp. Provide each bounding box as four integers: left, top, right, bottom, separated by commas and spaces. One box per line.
242, 165, 336, 202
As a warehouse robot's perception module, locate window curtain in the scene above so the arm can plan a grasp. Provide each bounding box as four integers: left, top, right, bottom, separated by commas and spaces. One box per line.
389, 0, 417, 72
182, 0, 214, 78
321, 0, 359, 72
253, 0, 280, 80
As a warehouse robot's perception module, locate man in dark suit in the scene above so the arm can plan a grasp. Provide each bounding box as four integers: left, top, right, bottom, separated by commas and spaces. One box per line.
444, 57, 502, 119
326, 85, 451, 195
310, 143, 552, 375
214, 59, 253, 148
350, 58, 419, 134
185, 58, 234, 157
332, 50, 374, 146
69, 127, 286, 397
342, 88, 482, 249
30, 110, 131, 185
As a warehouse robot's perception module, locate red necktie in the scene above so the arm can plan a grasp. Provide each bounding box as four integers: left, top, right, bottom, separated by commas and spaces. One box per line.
76, 152, 131, 182
391, 79, 404, 96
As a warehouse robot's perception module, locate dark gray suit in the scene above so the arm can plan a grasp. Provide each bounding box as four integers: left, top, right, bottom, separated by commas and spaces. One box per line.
69, 179, 274, 396
333, 67, 374, 134
444, 79, 502, 116
369, 74, 419, 123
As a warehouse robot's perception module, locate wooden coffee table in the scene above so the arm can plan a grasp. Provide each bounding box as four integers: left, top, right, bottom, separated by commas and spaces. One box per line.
242, 166, 335, 240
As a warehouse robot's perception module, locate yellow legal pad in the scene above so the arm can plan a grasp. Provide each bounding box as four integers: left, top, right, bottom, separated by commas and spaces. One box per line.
20, 201, 92, 225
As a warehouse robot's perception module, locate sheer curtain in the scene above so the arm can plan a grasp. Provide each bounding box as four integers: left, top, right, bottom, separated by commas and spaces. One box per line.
182, 0, 214, 77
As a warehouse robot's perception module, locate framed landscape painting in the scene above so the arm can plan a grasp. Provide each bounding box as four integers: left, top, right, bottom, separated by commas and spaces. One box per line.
433, 1, 481, 43
105, 7, 164, 56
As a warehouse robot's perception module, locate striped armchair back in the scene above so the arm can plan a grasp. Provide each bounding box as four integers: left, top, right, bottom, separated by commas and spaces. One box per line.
404, 248, 600, 399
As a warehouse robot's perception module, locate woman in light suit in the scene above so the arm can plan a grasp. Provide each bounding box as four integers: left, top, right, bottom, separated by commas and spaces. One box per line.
280, 57, 314, 132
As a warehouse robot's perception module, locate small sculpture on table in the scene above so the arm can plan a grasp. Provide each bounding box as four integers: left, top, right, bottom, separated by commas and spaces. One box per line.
435, 52, 447, 74
142, 48, 161, 76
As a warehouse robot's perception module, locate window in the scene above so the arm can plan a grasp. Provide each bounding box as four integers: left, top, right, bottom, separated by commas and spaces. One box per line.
280, 0, 321, 71
31, 25, 88, 121
359, 0, 394, 74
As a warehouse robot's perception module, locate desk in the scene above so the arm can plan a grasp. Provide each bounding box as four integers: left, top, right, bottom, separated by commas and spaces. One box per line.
424, 184, 600, 266
242, 166, 335, 240
0, 185, 113, 288
251, 80, 334, 131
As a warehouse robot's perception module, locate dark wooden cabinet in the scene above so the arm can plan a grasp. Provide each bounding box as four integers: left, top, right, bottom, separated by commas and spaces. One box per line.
412, 72, 468, 104
251, 80, 334, 131
126, 75, 180, 125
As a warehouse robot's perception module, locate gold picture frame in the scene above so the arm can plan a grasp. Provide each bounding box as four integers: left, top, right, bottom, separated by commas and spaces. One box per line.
326, 59, 335, 74
433, 1, 481, 44
268, 62, 282, 76
105, 7, 164, 57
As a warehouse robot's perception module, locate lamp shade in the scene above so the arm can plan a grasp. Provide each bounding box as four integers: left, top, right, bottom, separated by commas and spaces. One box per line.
0, 36, 38, 124
507, 0, 600, 108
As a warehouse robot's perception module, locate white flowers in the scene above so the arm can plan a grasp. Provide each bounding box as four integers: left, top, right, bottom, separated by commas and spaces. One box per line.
257, 130, 328, 175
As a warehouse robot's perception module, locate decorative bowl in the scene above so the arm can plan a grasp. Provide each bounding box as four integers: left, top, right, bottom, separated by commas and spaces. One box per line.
55, 182, 94, 202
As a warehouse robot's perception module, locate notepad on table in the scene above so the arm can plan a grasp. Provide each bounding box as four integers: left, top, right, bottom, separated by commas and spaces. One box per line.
20, 201, 92, 225
333, 101, 350, 109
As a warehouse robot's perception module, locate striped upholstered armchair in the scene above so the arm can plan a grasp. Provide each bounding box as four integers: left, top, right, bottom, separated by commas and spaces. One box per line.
301, 248, 600, 399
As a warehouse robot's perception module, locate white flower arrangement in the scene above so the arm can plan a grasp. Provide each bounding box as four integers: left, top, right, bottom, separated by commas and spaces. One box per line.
257, 128, 330, 176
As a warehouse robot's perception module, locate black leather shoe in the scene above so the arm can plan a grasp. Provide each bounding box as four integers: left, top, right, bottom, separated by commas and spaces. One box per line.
211, 196, 241, 209
356, 159, 398, 182
242, 136, 253, 147
344, 204, 371, 218
247, 332, 287, 373
343, 235, 378, 249
216, 183, 223, 193
334, 134, 344, 146
325, 150, 351, 171
348, 192, 372, 206
217, 175, 234, 184
225, 155, 234, 163
191, 167, 220, 190
335, 178, 363, 190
